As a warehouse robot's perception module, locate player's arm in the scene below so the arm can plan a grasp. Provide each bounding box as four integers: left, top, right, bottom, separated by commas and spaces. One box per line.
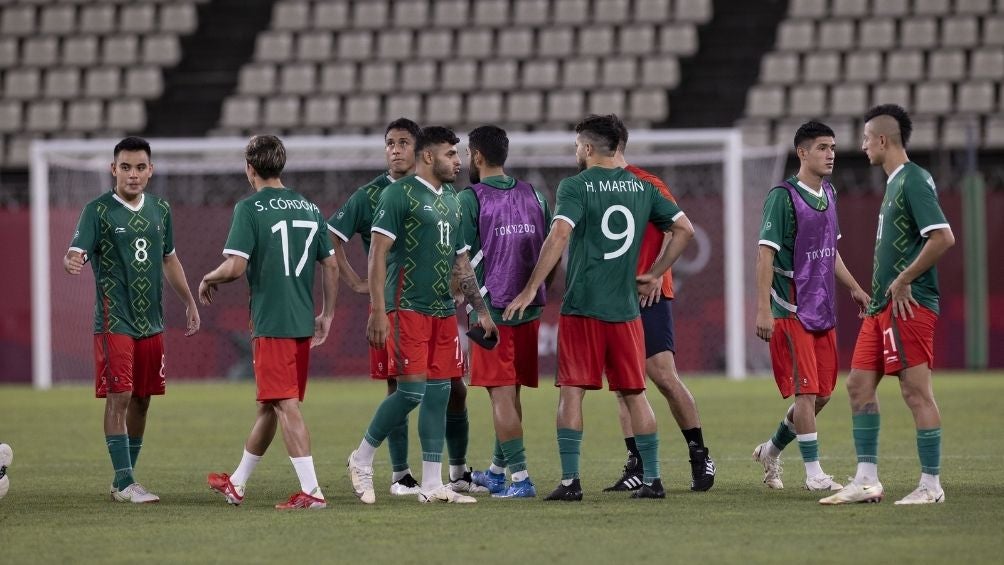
453, 251, 497, 338
65, 204, 97, 275
366, 233, 393, 349
755, 244, 776, 342
63, 250, 86, 275
163, 253, 200, 336
638, 214, 693, 293
640, 229, 674, 307
329, 232, 367, 294
835, 252, 870, 318
313, 254, 339, 348
887, 226, 955, 320
502, 219, 571, 321
198, 254, 247, 306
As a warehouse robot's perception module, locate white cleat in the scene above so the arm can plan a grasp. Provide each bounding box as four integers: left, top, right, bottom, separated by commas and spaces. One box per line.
112, 482, 160, 503
894, 484, 945, 505
805, 473, 843, 492
819, 481, 884, 505
752, 442, 784, 489
447, 468, 489, 494
347, 450, 376, 504
418, 485, 477, 504
389, 473, 421, 496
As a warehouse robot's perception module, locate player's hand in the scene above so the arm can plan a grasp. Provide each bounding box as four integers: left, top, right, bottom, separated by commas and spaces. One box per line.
352, 279, 369, 294
636, 273, 660, 304
312, 314, 332, 348
198, 278, 217, 306
639, 275, 663, 307
185, 305, 200, 336
850, 287, 871, 319
502, 290, 533, 322
63, 252, 85, 275
367, 310, 389, 349
755, 307, 773, 342
477, 311, 498, 340
887, 276, 918, 320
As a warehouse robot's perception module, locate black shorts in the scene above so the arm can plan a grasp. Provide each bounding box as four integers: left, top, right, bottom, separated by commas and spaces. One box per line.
640, 299, 675, 359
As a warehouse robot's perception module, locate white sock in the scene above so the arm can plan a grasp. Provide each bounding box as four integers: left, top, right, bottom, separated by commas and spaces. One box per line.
392, 468, 411, 482
854, 462, 879, 484
766, 441, 782, 459
449, 464, 467, 481
231, 449, 262, 486
421, 461, 443, 491
511, 470, 529, 482
796, 433, 823, 477
561, 478, 575, 486
489, 463, 506, 475
290, 456, 322, 498
354, 439, 377, 466
920, 472, 941, 490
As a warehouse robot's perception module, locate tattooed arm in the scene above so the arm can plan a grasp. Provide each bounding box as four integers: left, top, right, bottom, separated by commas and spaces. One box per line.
452, 252, 497, 338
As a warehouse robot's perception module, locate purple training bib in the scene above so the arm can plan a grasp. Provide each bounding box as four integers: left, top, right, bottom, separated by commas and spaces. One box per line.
781, 180, 838, 332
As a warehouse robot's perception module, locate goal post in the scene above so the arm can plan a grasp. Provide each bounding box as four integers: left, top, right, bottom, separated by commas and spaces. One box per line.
30, 130, 785, 389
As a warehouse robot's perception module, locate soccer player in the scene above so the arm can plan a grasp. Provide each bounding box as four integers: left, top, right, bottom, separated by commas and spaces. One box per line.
750, 121, 869, 492
820, 105, 955, 506
202, 135, 338, 510
504, 115, 694, 501
603, 117, 717, 493
346, 126, 497, 505
328, 118, 424, 496
459, 125, 552, 499
64, 136, 200, 504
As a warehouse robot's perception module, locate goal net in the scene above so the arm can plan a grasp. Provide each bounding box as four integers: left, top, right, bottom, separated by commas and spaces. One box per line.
31, 131, 785, 389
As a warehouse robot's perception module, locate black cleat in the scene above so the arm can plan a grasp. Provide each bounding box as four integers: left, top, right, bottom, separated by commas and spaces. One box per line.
631, 478, 666, 499
689, 448, 716, 492
603, 455, 644, 492
544, 479, 583, 501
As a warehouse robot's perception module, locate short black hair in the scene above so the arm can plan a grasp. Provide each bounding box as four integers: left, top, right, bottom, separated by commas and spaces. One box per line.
793, 121, 836, 151
864, 104, 913, 147
113, 136, 151, 160
416, 125, 460, 154
245, 134, 286, 179
574, 114, 620, 155
468, 125, 509, 167
611, 114, 629, 151
385, 117, 421, 140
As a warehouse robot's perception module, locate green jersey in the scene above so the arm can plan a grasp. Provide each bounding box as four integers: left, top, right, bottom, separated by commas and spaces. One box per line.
69, 190, 174, 337
758, 176, 840, 318
223, 187, 334, 338
371, 175, 466, 317
554, 166, 684, 322
327, 172, 396, 254
457, 175, 552, 325
868, 162, 949, 315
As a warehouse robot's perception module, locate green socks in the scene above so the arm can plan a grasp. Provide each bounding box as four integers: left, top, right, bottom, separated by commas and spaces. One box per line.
106, 435, 134, 491
129, 436, 143, 468
917, 428, 941, 475
770, 420, 797, 452
387, 421, 409, 472
364, 380, 425, 448
418, 380, 451, 463
634, 432, 660, 483
499, 437, 527, 474
445, 409, 469, 466
852, 413, 881, 464
797, 433, 820, 463
557, 428, 582, 480
492, 436, 507, 469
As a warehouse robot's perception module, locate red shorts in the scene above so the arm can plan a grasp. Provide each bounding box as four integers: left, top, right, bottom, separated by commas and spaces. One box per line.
557, 315, 646, 391
94, 333, 165, 398
768, 318, 837, 398
851, 303, 937, 376
387, 310, 462, 379
470, 319, 540, 388
369, 345, 389, 379
253, 336, 310, 402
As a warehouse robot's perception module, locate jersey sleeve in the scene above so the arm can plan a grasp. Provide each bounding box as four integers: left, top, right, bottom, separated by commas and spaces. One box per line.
315, 210, 335, 261
904, 170, 949, 237
371, 183, 405, 241
161, 200, 176, 256
536, 189, 553, 234
222, 201, 255, 259
457, 188, 480, 251
69, 202, 98, 255
327, 188, 365, 243
649, 186, 684, 231
758, 188, 791, 251
553, 178, 583, 228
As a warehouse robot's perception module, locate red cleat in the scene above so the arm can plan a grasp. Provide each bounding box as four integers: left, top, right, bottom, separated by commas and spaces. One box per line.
275, 491, 327, 510
207, 472, 244, 506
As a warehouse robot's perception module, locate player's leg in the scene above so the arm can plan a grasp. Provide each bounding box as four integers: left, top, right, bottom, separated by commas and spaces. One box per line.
753, 318, 800, 489
603, 395, 644, 491
272, 337, 325, 510
488, 384, 535, 498
446, 376, 476, 490
124, 333, 164, 470
545, 385, 586, 501
125, 395, 149, 469
790, 328, 842, 491
384, 377, 418, 494
208, 400, 278, 505
469, 324, 517, 494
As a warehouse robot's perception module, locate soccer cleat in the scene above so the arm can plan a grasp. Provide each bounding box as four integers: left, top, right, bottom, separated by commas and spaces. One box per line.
631, 478, 666, 499
347, 450, 376, 504
447, 467, 489, 493
752, 442, 784, 489
418, 485, 477, 504
109, 483, 118, 499
471, 469, 506, 494
544, 479, 583, 502
389, 473, 421, 496
894, 484, 945, 505
805, 473, 843, 492
275, 491, 327, 510
493, 478, 536, 499
602, 455, 643, 492
689, 448, 716, 492
208, 472, 245, 505
112, 482, 160, 503
818, 481, 884, 505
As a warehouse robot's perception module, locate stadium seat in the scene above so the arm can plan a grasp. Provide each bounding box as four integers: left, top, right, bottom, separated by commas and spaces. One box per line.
514, 0, 549, 26
676, 0, 713, 23
601, 57, 637, 87
985, 115, 1004, 147
589, 90, 626, 116
941, 16, 979, 48
506, 91, 544, 123
942, 115, 981, 148
628, 89, 668, 121
280, 63, 316, 95
143, 34, 182, 66
263, 96, 301, 128
914, 0, 951, 15
914, 82, 953, 114
314, 1, 349, 29
480, 60, 518, 90
44, 68, 80, 99
120, 4, 156, 33
125, 66, 163, 99
760, 52, 800, 84
577, 27, 614, 57
737, 119, 772, 147
547, 91, 586, 122
297, 31, 333, 61
618, 25, 656, 55
220, 97, 260, 128
344, 95, 380, 126
85, 67, 121, 98
788, 84, 827, 117
474, 0, 509, 27
660, 24, 698, 56
844, 51, 882, 82
595, 0, 629, 23
640, 56, 679, 87
906, 116, 938, 148
956, 82, 995, 113
561, 58, 599, 89
858, 19, 896, 49
107, 99, 146, 132
417, 30, 453, 59
61, 36, 98, 67
830, 0, 869, 18
746, 85, 785, 118
538, 28, 574, 57
5, 135, 38, 167
830, 84, 868, 116
424, 92, 462, 124
777, 21, 815, 51
465, 92, 504, 123
401, 61, 437, 92
431, 0, 469, 28
40, 5, 76, 35
983, 16, 1004, 46
872, 0, 909, 16
237, 64, 276, 95
439, 61, 476, 91
2, 6, 37, 37
954, 0, 993, 14
4, 69, 41, 99
384, 93, 422, 123
256, 32, 295, 62
361, 61, 397, 93
22, 37, 59, 67
553, 0, 588, 25
970, 48, 1004, 78
393, 0, 429, 28
80, 5, 115, 34
353, 1, 390, 29
66, 100, 103, 131
498, 29, 534, 58
928, 50, 966, 81
377, 30, 412, 60
0, 101, 23, 133
803, 52, 841, 83
523, 60, 561, 89
0, 38, 17, 68
320, 62, 356, 93
788, 0, 827, 19
900, 18, 938, 49
635, 0, 670, 21
872, 83, 911, 109
160, 3, 197, 34
821, 117, 855, 145
457, 29, 492, 59
818, 20, 855, 51
103, 35, 140, 66
272, 1, 309, 30
338, 31, 374, 61
303, 95, 340, 127
886, 51, 924, 82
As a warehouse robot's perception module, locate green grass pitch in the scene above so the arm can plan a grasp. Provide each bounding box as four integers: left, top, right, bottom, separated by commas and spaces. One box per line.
1, 373, 1002, 564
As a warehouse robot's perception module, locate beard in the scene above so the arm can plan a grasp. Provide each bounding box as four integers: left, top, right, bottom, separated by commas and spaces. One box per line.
577, 156, 587, 172
468, 162, 481, 185
433, 160, 457, 184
